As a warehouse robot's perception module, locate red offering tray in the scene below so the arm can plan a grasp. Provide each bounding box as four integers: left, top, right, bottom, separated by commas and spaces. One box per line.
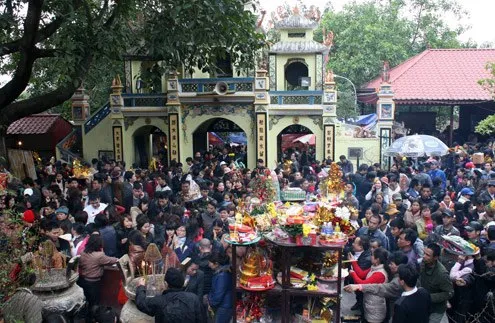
239, 275, 276, 291
229, 224, 253, 233
318, 238, 348, 246
238, 281, 275, 291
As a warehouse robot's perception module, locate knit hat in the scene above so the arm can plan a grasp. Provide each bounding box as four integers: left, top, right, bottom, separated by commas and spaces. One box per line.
23, 210, 35, 223
56, 206, 69, 214
165, 268, 184, 288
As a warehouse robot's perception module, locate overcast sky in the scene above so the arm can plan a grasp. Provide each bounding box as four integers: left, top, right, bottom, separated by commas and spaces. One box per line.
259, 0, 495, 45
1, 0, 494, 86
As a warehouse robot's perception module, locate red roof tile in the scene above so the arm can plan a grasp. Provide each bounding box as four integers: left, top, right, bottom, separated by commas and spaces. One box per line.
363, 49, 495, 103
7, 114, 61, 135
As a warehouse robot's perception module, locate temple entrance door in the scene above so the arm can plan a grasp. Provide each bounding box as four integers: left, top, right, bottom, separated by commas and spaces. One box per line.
193, 118, 247, 165
277, 124, 315, 166
133, 126, 167, 169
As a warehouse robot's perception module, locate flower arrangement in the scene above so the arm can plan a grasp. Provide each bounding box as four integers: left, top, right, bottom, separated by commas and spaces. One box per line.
282, 223, 303, 237
313, 204, 356, 236
318, 162, 345, 198
249, 169, 277, 203
236, 294, 265, 322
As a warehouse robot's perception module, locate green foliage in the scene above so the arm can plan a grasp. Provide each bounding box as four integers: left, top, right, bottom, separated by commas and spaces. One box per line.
476, 62, 495, 135
479, 62, 495, 99
0, 0, 265, 124
317, 0, 466, 86
475, 115, 495, 136
135, 0, 266, 75
282, 224, 303, 237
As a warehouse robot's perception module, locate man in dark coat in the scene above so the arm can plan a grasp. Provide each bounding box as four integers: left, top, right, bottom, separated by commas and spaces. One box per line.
393, 264, 431, 323
136, 268, 203, 323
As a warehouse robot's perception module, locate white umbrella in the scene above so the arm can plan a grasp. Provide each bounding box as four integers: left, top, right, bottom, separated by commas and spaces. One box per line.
385, 134, 449, 158
292, 134, 316, 145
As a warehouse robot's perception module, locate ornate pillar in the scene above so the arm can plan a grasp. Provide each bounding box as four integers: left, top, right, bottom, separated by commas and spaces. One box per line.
71, 87, 90, 125
166, 71, 181, 164
110, 75, 124, 162
254, 68, 269, 166
322, 69, 337, 161
377, 62, 395, 170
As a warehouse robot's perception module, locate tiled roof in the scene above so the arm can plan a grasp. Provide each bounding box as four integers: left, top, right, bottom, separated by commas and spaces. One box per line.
363, 49, 495, 103
270, 40, 327, 54
7, 114, 61, 135
275, 14, 318, 30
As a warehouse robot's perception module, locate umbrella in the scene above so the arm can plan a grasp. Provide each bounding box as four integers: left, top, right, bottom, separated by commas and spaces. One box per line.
385, 134, 449, 157
292, 134, 316, 145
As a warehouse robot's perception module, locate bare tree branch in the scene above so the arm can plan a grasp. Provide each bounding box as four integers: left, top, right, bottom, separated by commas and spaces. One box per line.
0, 0, 45, 109
0, 53, 93, 125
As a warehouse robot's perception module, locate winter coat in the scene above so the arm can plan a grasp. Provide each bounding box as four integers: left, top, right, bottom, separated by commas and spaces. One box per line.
184, 269, 205, 298
208, 265, 233, 310
362, 274, 402, 318
419, 261, 454, 315
99, 225, 118, 257
351, 263, 388, 323
136, 286, 202, 323
115, 224, 133, 257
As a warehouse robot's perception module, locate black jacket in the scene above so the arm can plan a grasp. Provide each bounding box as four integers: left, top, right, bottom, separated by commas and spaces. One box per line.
357, 249, 372, 270
392, 287, 431, 323
136, 286, 203, 323
184, 269, 205, 298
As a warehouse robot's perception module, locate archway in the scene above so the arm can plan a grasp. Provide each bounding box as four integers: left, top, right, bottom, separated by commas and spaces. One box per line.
285, 60, 309, 90
133, 126, 167, 168
193, 118, 247, 166
277, 124, 315, 165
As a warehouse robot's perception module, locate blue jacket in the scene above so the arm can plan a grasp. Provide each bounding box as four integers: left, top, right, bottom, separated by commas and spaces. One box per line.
428, 169, 447, 189
208, 265, 232, 309
99, 225, 118, 257
357, 227, 389, 250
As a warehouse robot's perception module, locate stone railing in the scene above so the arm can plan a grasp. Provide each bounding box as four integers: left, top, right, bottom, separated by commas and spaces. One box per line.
179, 78, 254, 93
56, 128, 81, 163
269, 90, 323, 105
84, 102, 111, 134
122, 94, 167, 107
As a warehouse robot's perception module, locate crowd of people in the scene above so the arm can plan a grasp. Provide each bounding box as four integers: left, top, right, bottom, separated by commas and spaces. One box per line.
0, 142, 495, 323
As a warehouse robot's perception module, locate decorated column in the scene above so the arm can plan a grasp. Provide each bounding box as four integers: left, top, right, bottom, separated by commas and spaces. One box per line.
376, 61, 395, 170
166, 71, 181, 164
254, 67, 269, 166
322, 69, 337, 161
71, 87, 90, 125
110, 75, 124, 162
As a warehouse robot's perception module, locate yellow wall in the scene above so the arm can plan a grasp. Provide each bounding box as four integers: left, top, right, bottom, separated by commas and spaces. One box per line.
267, 116, 323, 166
122, 117, 169, 168
275, 54, 316, 90
280, 30, 314, 42
181, 111, 256, 169
82, 115, 114, 161
334, 125, 381, 165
